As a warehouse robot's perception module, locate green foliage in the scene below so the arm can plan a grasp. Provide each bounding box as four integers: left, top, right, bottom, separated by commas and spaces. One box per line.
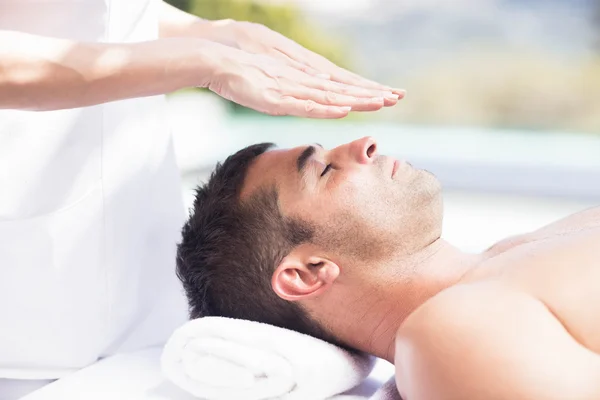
165, 0, 190, 12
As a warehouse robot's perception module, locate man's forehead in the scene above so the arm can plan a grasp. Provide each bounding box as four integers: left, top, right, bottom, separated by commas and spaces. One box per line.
240, 146, 301, 199
254, 147, 293, 171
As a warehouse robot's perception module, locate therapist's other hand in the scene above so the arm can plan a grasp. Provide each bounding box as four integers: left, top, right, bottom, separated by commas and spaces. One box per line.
209, 44, 398, 119
226, 21, 405, 106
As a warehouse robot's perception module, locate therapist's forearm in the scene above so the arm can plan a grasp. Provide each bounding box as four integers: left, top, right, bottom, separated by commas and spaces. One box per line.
0, 30, 221, 111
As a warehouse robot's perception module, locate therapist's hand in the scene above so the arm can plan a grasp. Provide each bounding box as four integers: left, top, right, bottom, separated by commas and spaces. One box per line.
157, 3, 404, 118
208, 44, 398, 118
211, 20, 405, 108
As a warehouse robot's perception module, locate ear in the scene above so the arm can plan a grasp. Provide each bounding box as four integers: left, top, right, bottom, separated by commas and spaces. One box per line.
271, 251, 340, 302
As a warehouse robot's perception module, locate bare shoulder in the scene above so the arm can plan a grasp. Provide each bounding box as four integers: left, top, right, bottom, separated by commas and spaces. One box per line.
394, 282, 600, 400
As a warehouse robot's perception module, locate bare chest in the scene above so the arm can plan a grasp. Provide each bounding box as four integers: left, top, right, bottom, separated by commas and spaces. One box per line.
483, 228, 600, 353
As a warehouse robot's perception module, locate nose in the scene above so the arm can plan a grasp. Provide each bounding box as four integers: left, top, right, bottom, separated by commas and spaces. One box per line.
350, 136, 378, 164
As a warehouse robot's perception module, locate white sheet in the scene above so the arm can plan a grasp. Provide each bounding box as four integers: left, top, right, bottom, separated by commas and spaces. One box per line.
21, 347, 395, 400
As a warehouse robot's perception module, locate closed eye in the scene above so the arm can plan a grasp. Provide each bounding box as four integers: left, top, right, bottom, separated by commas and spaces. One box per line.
321, 163, 333, 177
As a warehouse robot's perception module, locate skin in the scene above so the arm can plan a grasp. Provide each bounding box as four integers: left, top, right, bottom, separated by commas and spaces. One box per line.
241, 136, 600, 400
0, 1, 403, 115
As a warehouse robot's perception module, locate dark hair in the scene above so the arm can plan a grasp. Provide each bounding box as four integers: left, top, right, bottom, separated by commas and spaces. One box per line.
176, 143, 339, 344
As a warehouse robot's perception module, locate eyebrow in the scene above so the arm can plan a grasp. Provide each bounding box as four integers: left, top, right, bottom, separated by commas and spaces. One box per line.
296, 143, 323, 175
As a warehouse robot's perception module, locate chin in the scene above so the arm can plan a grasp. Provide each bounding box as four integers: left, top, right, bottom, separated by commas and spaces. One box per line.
416, 169, 443, 198
416, 172, 444, 226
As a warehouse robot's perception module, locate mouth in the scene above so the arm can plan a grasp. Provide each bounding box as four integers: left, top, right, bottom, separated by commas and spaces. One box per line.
391, 159, 400, 177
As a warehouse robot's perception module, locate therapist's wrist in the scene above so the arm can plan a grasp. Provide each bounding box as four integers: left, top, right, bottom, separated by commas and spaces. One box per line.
100, 38, 243, 99
110, 37, 227, 95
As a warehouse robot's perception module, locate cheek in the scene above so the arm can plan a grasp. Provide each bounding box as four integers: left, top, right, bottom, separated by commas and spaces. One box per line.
290, 172, 385, 222
321, 175, 386, 223
334, 175, 387, 210
326, 186, 382, 233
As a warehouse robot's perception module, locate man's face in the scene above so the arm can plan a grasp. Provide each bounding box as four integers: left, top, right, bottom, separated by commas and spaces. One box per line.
241, 137, 443, 264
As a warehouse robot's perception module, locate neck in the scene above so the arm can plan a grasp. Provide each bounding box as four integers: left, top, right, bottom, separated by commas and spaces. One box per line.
332, 239, 487, 363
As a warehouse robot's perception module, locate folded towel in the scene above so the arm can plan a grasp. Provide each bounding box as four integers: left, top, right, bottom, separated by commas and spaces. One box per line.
161, 317, 376, 400
369, 378, 401, 400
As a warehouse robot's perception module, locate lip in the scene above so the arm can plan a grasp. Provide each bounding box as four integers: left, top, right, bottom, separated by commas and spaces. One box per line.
391, 159, 399, 177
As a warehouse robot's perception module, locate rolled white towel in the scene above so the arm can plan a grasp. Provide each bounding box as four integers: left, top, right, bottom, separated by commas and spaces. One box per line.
161, 317, 376, 400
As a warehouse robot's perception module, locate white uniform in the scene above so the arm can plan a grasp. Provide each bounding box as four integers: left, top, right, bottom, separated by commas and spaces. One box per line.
0, 0, 188, 388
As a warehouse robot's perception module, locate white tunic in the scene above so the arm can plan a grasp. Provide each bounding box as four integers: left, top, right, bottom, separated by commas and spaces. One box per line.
0, 0, 188, 379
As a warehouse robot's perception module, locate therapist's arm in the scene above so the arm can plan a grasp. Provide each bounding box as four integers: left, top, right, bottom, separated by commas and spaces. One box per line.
0, 30, 386, 116
0, 30, 220, 111
395, 285, 600, 400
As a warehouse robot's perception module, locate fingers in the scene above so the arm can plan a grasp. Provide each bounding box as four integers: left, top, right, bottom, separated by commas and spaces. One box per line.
294, 73, 400, 102
285, 84, 385, 112
313, 67, 404, 106
270, 42, 404, 106
274, 97, 352, 119
322, 63, 407, 100
276, 43, 406, 100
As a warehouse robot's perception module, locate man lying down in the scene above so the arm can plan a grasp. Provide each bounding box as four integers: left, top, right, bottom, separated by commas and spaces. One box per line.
176, 136, 600, 400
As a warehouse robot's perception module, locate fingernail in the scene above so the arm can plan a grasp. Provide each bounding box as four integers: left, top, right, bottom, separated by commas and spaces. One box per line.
371, 97, 385, 103
340, 106, 352, 112
385, 93, 400, 101
316, 73, 331, 80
